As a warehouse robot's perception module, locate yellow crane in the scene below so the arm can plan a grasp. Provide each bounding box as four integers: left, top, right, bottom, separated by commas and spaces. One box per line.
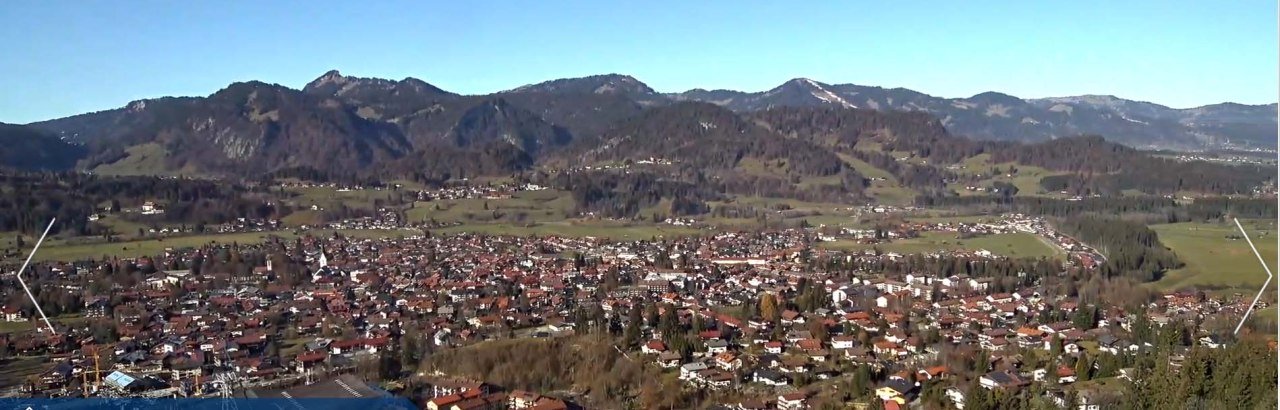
80, 346, 102, 396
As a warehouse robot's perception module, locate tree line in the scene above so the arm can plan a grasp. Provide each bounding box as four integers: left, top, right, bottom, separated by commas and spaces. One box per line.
914, 195, 1275, 223
1055, 216, 1182, 282
0, 172, 261, 236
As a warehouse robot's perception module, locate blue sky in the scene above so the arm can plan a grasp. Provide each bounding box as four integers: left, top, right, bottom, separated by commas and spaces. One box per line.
1, 1, 1276, 123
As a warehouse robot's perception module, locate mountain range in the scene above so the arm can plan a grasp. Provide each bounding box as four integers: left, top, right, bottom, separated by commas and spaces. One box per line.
670, 79, 1276, 150
2, 71, 1273, 178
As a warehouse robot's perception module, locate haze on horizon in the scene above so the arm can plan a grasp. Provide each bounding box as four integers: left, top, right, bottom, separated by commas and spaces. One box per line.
1, 1, 1276, 123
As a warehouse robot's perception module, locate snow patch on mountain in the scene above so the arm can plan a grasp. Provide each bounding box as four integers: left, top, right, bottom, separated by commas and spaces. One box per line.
1119, 114, 1148, 125
802, 79, 856, 108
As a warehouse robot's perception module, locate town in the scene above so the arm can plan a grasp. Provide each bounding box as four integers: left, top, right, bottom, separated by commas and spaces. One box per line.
0, 211, 1262, 409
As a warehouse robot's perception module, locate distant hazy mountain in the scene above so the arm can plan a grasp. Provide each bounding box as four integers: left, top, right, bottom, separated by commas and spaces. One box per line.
670, 78, 858, 110
669, 79, 1276, 150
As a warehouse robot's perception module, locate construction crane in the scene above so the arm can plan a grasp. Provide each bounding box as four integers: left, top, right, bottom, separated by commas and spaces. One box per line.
79, 345, 103, 397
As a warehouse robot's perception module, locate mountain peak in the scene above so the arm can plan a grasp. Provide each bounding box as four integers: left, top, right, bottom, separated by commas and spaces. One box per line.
306, 70, 350, 90
785, 77, 821, 86
319, 69, 344, 80
772, 78, 831, 92
396, 77, 451, 95
302, 70, 453, 101
303, 70, 365, 95
507, 74, 655, 96
966, 91, 1023, 105
589, 74, 653, 95
762, 78, 855, 108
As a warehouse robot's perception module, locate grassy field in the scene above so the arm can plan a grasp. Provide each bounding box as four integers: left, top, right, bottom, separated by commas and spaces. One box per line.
280, 210, 326, 227
280, 337, 316, 357
92, 143, 192, 177
94, 214, 152, 237
0, 313, 89, 334
1250, 306, 1277, 334
25, 229, 421, 262
713, 196, 860, 214
702, 196, 868, 229
736, 157, 790, 179
904, 214, 1002, 224
840, 154, 895, 181
93, 143, 168, 176
0, 232, 23, 258
838, 153, 917, 206
407, 189, 576, 225
1074, 377, 1127, 393
287, 186, 402, 210
1151, 220, 1278, 292
89, 214, 190, 240
702, 213, 867, 230
791, 214, 867, 227
796, 174, 845, 190
866, 185, 917, 206
817, 231, 1061, 258
0, 321, 34, 333
92, 143, 209, 177
0, 356, 49, 388
948, 154, 1068, 197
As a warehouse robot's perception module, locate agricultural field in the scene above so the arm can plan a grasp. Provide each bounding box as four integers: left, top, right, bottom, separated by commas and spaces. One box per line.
817, 231, 1061, 259
1151, 220, 1278, 292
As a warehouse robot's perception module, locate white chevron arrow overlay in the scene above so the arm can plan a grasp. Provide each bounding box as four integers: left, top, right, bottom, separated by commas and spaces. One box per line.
13, 219, 57, 334
1233, 218, 1274, 335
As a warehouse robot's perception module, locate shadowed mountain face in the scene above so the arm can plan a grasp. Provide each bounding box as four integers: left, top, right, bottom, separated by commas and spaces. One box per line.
571, 101, 846, 176
17, 71, 1274, 177
447, 98, 573, 156
0, 123, 87, 171
33, 81, 414, 176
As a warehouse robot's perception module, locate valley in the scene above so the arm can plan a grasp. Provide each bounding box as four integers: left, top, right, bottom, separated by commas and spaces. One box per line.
0, 70, 1274, 410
